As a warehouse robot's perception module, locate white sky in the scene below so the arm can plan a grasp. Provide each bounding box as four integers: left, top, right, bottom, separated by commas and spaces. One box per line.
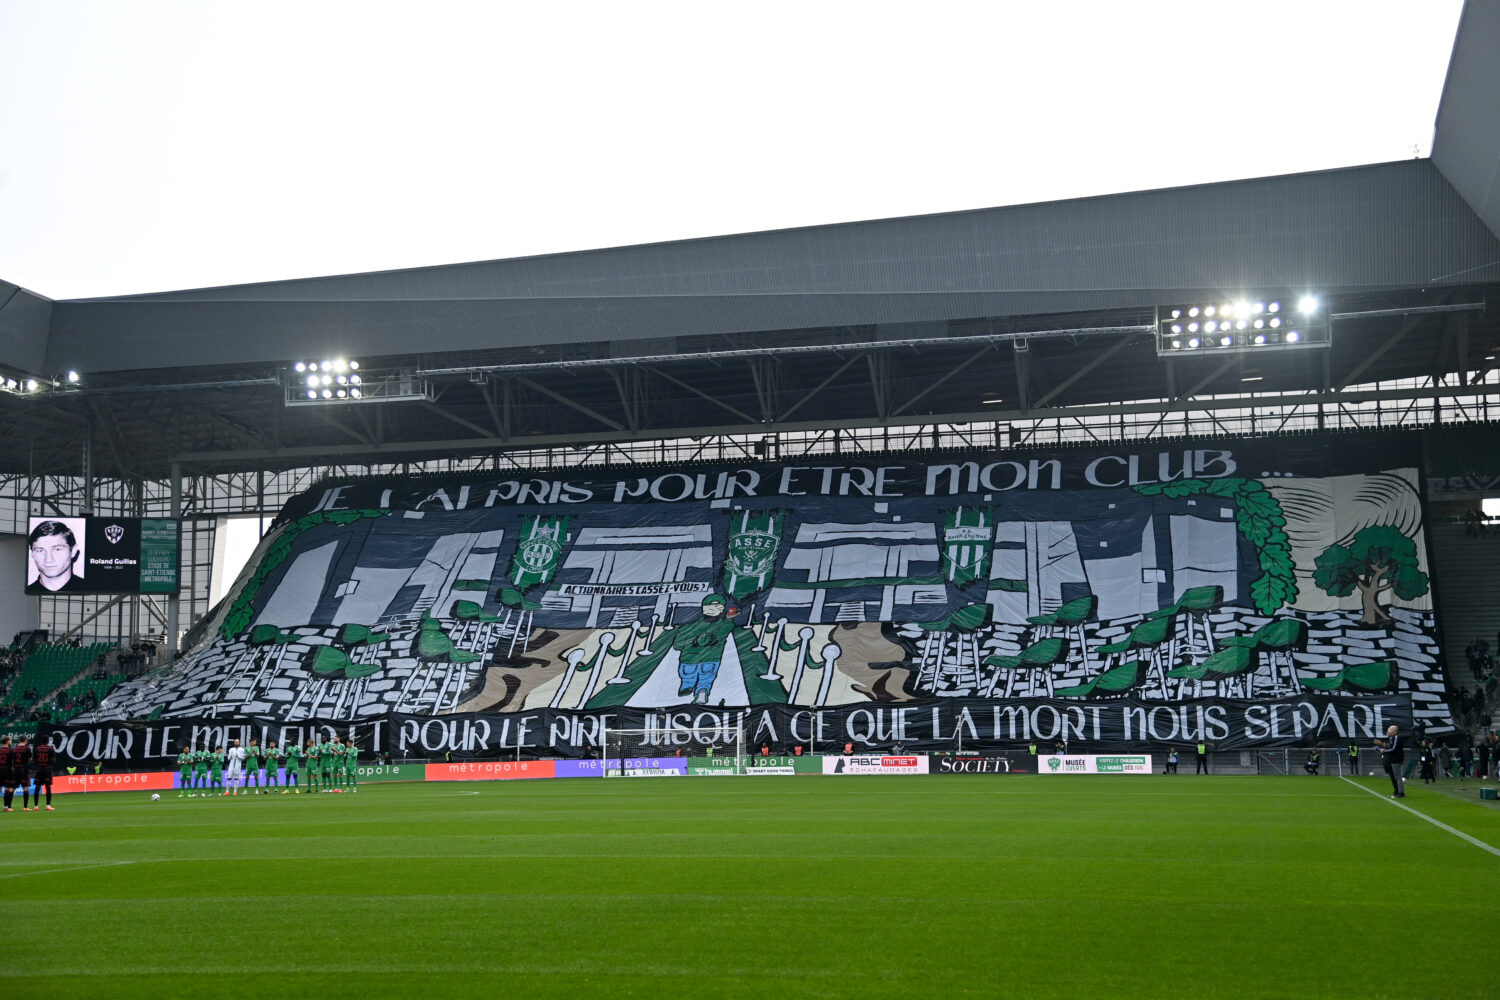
0, 0, 1466, 301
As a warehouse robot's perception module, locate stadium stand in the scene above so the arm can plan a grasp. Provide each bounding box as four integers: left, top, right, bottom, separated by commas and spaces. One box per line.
0, 642, 116, 722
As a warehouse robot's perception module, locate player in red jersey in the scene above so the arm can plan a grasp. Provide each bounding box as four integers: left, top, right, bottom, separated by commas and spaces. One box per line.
0, 736, 16, 812
12, 736, 33, 811
31, 737, 56, 811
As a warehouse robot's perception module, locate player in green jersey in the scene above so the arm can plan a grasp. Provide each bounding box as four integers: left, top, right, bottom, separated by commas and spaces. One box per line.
210, 746, 226, 795
264, 741, 283, 792
327, 737, 342, 792
177, 745, 194, 798
324, 738, 339, 791
320, 738, 337, 792
281, 741, 302, 793
244, 739, 263, 794
343, 739, 358, 793
192, 747, 211, 794
304, 739, 321, 794
323, 738, 338, 792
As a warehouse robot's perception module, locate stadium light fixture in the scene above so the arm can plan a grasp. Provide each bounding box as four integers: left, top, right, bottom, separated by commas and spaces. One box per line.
1156, 295, 1328, 356
66, 370, 80, 384
284, 359, 427, 406
0, 373, 54, 396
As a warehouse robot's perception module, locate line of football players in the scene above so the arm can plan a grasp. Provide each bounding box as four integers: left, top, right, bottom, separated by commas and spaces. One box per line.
175, 737, 360, 796
0, 734, 57, 812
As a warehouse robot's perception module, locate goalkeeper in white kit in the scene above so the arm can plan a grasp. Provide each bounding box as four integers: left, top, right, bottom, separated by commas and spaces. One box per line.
225, 739, 247, 796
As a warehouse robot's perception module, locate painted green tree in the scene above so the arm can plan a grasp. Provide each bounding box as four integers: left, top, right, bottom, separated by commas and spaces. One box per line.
1132, 478, 1296, 615
1312, 524, 1429, 626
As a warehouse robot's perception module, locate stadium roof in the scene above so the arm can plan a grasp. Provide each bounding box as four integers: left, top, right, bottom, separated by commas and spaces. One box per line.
1, 3, 1498, 481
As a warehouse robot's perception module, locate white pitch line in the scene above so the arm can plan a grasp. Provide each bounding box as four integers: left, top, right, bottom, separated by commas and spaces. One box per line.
1340, 777, 1500, 858
0, 860, 136, 881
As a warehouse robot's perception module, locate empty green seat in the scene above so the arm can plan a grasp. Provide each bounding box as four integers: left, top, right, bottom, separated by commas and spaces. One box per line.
919, 603, 989, 632
982, 637, 1071, 697
448, 600, 500, 623
1168, 643, 1254, 681
415, 615, 482, 663
1147, 585, 1224, 619
1298, 660, 1393, 693
1222, 617, 1307, 652
1027, 594, 1097, 628
1097, 614, 1174, 654
248, 624, 298, 646
499, 587, 543, 611
337, 622, 392, 645
305, 644, 381, 679
983, 637, 1067, 672
1055, 660, 1144, 698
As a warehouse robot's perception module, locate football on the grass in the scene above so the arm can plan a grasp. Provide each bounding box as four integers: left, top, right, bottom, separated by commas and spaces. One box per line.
150, 793, 161, 801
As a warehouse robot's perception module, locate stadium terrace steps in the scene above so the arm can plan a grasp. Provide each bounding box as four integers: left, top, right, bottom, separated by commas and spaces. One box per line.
1, 642, 116, 714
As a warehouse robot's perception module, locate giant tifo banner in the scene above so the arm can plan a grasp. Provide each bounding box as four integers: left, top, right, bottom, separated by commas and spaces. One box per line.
66, 432, 1447, 758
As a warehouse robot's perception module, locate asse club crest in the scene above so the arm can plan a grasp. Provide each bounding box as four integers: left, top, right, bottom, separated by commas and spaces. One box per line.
510, 515, 568, 589
519, 535, 560, 573
723, 510, 784, 601
942, 506, 993, 587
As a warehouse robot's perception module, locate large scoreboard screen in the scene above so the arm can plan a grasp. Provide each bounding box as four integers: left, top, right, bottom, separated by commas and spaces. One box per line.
25, 516, 180, 595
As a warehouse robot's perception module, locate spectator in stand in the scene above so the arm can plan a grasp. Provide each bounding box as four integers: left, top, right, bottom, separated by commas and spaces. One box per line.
1417, 740, 1436, 784
1479, 736, 1492, 780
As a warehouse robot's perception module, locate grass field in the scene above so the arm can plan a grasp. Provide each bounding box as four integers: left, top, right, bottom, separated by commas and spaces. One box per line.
3, 774, 1497, 1000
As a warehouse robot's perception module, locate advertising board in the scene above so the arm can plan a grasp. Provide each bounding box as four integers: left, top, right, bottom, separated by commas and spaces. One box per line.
1036, 754, 1153, 774
821, 755, 930, 775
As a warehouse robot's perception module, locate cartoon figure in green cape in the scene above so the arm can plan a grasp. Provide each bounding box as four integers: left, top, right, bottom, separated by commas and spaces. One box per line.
676, 594, 735, 703
584, 593, 787, 708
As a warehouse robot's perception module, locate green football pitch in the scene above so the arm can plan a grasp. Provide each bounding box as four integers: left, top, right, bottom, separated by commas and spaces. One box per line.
3, 775, 1497, 1000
